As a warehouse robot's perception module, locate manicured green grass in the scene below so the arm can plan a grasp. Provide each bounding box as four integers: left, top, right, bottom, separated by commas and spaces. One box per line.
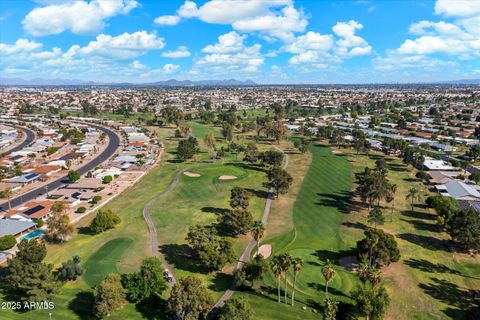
238, 143, 356, 319
337, 148, 480, 320
83, 238, 134, 287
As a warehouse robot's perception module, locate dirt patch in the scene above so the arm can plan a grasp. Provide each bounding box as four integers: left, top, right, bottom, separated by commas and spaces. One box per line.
338, 255, 359, 272
184, 171, 201, 177
218, 175, 237, 180
256, 244, 272, 258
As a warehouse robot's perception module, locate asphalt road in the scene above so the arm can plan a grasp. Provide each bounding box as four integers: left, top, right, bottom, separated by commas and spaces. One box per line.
0, 124, 35, 157
0, 122, 120, 211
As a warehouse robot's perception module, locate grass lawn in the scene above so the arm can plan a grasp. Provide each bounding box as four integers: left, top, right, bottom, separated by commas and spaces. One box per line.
238, 142, 356, 319
335, 146, 480, 320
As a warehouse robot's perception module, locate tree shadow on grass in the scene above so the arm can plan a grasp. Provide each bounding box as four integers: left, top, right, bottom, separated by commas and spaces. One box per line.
68, 290, 95, 320
201, 206, 229, 215
405, 258, 480, 280
397, 233, 449, 251
307, 282, 349, 298
400, 218, 439, 232
135, 294, 170, 320
225, 162, 267, 173
419, 277, 478, 319
401, 209, 436, 220
316, 190, 355, 214
258, 285, 288, 303
77, 226, 93, 235
341, 221, 367, 230
312, 248, 357, 265
208, 272, 233, 293
159, 243, 207, 274
245, 188, 270, 199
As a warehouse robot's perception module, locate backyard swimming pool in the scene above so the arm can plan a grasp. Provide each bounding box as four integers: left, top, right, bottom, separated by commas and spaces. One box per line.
21, 229, 45, 241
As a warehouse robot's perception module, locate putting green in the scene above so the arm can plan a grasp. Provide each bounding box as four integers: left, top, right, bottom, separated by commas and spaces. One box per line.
82, 237, 134, 287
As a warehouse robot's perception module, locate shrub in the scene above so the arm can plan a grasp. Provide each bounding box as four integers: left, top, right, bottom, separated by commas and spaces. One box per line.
90, 209, 121, 234
33, 218, 44, 228
57, 256, 83, 281
0, 235, 16, 250
102, 175, 113, 184
76, 207, 87, 213
357, 228, 400, 268
92, 195, 102, 204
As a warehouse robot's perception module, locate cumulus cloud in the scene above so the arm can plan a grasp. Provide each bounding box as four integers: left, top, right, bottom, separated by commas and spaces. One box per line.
163, 63, 180, 74
332, 20, 372, 56
196, 31, 264, 73
23, 0, 138, 36
154, 15, 181, 26
74, 31, 165, 60
159, 0, 307, 41
0, 38, 42, 54
434, 0, 480, 18
161, 46, 191, 58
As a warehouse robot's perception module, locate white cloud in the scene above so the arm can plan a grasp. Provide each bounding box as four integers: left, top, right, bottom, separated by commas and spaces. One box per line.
202, 31, 246, 53
161, 46, 191, 58
76, 31, 165, 60
373, 54, 457, 71
332, 20, 372, 56
23, 0, 138, 36
131, 60, 146, 69
154, 15, 181, 26
165, 0, 306, 41
0, 38, 42, 54
196, 31, 264, 73
284, 31, 333, 54
163, 63, 180, 74
434, 0, 480, 18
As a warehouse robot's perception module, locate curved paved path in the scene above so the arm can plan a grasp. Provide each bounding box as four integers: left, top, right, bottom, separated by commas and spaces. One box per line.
0, 122, 120, 211
209, 145, 289, 317
0, 124, 35, 157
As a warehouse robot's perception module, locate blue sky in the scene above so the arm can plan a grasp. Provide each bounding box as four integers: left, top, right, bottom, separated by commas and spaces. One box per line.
0, 0, 479, 83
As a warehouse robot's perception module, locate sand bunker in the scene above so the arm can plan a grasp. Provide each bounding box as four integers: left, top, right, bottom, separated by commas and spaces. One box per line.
219, 175, 237, 180
256, 244, 272, 259
184, 171, 201, 177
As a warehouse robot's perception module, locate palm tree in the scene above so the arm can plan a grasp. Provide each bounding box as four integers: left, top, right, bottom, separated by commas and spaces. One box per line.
280, 253, 292, 304
321, 259, 336, 297
251, 221, 265, 256
406, 187, 419, 211
0, 188, 13, 210
271, 256, 283, 303
291, 257, 303, 306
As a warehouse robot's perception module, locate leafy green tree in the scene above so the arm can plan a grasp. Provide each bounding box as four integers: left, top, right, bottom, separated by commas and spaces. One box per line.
121, 257, 167, 303
322, 259, 336, 297
68, 170, 80, 182
94, 274, 126, 318
264, 167, 293, 198
161, 106, 183, 127
219, 296, 253, 320
168, 276, 214, 320
234, 255, 267, 289
467, 144, 480, 161
221, 122, 234, 141
0, 188, 13, 209
0, 235, 16, 250
406, 187, 420, 211
90, 209, 121, 234
186, 225, 234, 271
5, 240, 59, 303
218, 208, 253, 236
177, 136, 199, 160
448, 209, 480, 252
470, 171, 480, 184
352, 283, 389, 320
368, 207, 385, 229
203, 132, 216, 159
47, 201, 73, 242
357, 228, 400, 268
243, 142, 259, 162
230, 187, 251, 210
259, 150, 284, 167
57, 256, 83, 281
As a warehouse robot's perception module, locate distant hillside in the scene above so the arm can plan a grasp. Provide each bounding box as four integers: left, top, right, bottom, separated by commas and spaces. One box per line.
0, 77, 256, 86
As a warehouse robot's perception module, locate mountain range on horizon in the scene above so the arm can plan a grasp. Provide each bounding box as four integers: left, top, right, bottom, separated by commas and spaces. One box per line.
1, 77, 479, 86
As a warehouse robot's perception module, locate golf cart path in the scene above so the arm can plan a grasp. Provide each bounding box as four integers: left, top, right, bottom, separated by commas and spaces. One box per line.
143, 166, 191, 284
209, 145, 289, 316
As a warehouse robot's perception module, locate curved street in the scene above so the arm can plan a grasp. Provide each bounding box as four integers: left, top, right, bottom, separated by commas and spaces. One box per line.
0, 124, 35, 156
0, 122, 120, 211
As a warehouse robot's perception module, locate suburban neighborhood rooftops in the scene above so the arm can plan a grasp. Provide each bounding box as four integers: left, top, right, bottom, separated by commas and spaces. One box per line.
435, 180, 480, 200
8, 173, 40, 184
0, 219, 36, 237
423, 159, 457, 171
